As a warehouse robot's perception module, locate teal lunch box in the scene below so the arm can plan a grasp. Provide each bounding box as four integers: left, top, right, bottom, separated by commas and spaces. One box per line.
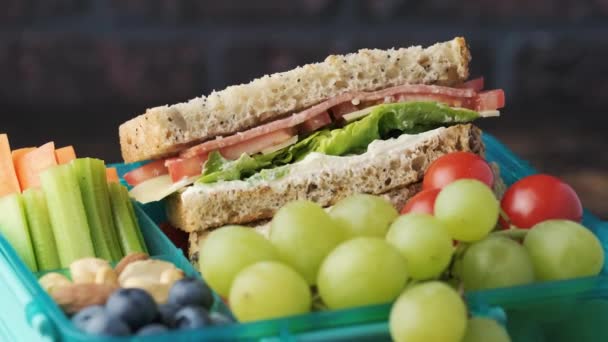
0, 133, 606, 341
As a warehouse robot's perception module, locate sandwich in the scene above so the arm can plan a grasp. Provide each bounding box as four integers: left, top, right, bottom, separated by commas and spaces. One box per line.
118, 37, 505, 261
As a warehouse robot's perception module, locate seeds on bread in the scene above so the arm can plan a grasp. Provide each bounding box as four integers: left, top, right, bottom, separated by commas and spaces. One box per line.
119, 38, 470, 163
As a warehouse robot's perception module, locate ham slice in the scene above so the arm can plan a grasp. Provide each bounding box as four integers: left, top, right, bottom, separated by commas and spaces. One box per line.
180, 83, 493, 158
220, 128, 296, 160
180, 93, 352, 158
331, 102, 359, 119
300, 111, 332, 134
456, 77, 484, 91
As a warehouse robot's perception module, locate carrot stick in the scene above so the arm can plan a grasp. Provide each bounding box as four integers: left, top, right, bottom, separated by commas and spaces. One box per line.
55, 146, 76, 164
12, 147, 36, 166
15, 142, 58, 190
0, 134, 21, 196
106, 168, 120, 183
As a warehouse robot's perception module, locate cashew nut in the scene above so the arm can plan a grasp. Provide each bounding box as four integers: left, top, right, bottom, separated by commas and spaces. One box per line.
160, 268, 184, 287
122, 278, 171, 304
118, 260, 179, 285
114, 252, 149, 276
70, 258, 111, 284
94, 266, 118, 287
117, 260, 184, 304
52, 283, 117, 314
39, 273, 72, 294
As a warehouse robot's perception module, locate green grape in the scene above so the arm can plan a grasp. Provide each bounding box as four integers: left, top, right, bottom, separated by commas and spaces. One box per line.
386, 214, 453, 280
389, 281, 467, 342
523, 220, 604, 281
461, 236, 535, 291
434, 179, 499, 242
317, 237, 408, 309
463, 317, 511, 342
270, 200, 346, 285
329, 194, 398, 238
229, 261, 311, 322
199, 225, 279, 297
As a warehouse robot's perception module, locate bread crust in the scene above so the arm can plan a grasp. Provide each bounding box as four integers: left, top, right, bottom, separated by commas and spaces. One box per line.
120, 37, 470, 162
167, 124, 483, 233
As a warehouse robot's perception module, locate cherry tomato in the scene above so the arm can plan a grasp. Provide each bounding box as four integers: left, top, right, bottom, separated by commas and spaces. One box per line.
500, 174, 582, 229
401, 189, 460, 247
400, 188, 440, 215
422, 152, 494, 190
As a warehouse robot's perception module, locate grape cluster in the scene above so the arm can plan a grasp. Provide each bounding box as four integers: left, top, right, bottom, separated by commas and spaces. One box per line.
198, 152, 604, 342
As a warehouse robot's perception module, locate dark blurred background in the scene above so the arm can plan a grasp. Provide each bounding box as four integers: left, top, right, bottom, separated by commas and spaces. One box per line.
0, 0, 606, 217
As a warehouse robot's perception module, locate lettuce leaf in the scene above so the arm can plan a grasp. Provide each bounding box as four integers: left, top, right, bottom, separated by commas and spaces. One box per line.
197, 102, 480, 184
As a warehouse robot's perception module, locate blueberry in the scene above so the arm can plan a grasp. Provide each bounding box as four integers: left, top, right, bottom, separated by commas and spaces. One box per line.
157, 303, 181, 327
71, 305, 105, 331
209, 312, 234, 326
83, 313, 131, 336
136, 323, 169, 336
106, 288, 158, 330
174, 306, 211, 330
168, 277, 214, 309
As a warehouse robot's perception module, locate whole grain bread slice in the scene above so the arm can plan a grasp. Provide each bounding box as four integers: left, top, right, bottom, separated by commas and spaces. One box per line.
167, 124, 483, 233
119, 37, 470, 162
186, 182, 423, 265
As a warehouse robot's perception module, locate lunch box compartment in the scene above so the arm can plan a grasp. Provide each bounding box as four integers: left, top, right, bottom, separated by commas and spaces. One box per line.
0, 133, 606, 341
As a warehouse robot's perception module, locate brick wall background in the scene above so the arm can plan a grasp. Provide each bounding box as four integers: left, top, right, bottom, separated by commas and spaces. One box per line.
0, 0, 606, 217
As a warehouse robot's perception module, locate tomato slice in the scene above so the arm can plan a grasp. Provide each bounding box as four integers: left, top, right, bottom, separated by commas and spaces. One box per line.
123, 160, 168, 186
220, 127, 296, 160
300, 111, 331, 133
165, 154, 208, 183
163, 127, 296, 183
457, 77, 484, 92
476, 89, 505, 111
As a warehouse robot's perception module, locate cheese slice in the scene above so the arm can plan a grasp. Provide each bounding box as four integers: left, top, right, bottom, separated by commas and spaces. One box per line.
343, 104, 500, 123
343, 106, 375, 122
261, 136, 299, 155
479, 110, 500, 117
129, 175, 195, 204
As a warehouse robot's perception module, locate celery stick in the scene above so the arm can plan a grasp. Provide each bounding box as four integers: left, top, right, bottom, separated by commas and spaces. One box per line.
108, 182, 147, 254
72, 158, 123, 261
0, 194, 38, 271
125, 195, 149, 254
22, 188, 60, 271
40, 164, 95, 267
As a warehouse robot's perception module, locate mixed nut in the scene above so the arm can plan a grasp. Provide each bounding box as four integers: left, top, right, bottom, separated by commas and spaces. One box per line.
38, 253, 232, 336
